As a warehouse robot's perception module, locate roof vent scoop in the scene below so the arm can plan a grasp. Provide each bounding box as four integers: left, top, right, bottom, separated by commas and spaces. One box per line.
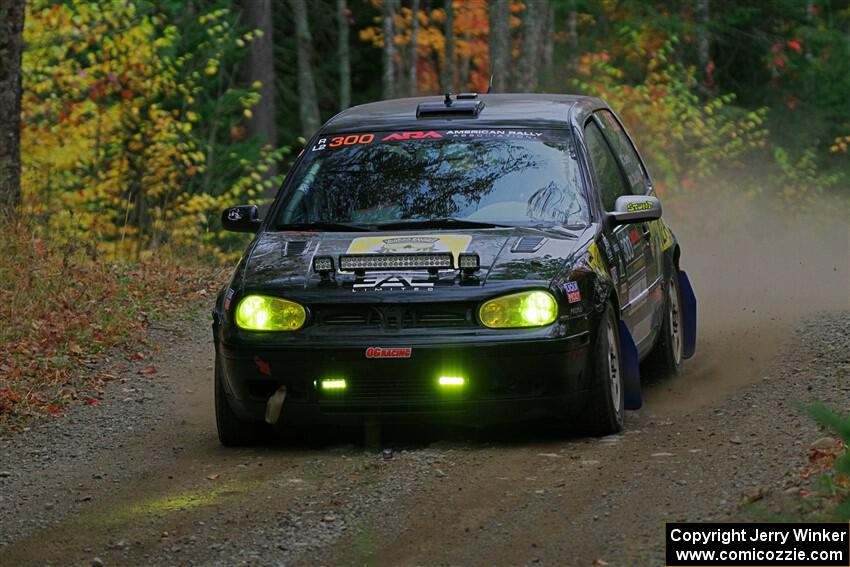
417, 93, 484, 119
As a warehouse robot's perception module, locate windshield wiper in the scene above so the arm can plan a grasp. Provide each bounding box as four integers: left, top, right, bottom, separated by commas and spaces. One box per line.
373, 218, 513, 230
275, 222, 375, 232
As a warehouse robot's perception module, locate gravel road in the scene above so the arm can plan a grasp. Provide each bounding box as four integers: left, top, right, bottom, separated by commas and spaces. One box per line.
0, 303, 847, 566
1, 205, 849, 566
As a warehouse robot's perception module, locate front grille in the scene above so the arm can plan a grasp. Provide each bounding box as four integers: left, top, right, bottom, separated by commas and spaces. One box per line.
312, 303, 476, 329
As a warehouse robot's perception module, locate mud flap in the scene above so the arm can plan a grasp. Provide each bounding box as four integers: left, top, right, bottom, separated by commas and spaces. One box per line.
678, 270, 697, 359
618, 320, 642, 410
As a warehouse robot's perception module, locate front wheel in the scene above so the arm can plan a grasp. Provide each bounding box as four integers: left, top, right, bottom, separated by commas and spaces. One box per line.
577, 302, 625, 436
215, 357, 267, 446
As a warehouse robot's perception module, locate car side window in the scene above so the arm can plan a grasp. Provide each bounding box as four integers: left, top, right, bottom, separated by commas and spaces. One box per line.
596, 110, 650, 195
584, 121, 630, 211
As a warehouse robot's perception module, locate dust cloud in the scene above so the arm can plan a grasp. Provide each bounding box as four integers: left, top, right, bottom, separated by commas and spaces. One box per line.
644, 187, 850, 412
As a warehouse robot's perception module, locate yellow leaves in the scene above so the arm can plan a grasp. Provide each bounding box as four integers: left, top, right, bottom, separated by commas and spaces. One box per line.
830, 135, 850, 154
243, 109, 253, 119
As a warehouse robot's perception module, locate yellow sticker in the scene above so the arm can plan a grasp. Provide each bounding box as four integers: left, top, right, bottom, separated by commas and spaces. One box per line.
649, 220, 675, 251
346, 234, 473, 257
587, 242, 605, 274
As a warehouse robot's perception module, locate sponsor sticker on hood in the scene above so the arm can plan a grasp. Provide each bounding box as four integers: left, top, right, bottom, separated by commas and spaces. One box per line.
346, 234, 472, 257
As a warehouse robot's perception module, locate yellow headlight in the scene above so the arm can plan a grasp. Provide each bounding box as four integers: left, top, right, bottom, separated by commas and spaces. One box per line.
479, 290, 558, 328
235, 295, 306, 331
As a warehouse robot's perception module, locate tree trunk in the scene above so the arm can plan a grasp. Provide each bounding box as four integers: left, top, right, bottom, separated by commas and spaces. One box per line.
567, 5, 578, 69
696, 0, 711, 83
408, 0, 419, 97
487, 0, 510, 92
290, 0, 321, 138
442, 0, 455, 93
516, 0, 545, 92
337, 0, 351, 109
382, 0, 397, 99
0, 0, 25, 211
241, 0, 278, 178
458, 28, 472, 92
541, 3, 554, 89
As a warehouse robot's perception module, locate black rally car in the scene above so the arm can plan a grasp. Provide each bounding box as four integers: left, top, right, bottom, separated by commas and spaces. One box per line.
213, 93, 697, 445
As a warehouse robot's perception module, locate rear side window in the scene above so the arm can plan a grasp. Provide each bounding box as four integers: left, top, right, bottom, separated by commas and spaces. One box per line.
584, 121, 629, 211
596, 110, 649, 195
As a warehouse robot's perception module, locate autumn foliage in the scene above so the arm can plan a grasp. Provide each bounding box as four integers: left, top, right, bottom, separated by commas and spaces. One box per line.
20, 0, 282, 262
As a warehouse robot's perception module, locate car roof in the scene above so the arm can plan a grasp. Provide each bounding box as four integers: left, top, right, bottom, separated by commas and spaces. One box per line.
320, 93, 607, 134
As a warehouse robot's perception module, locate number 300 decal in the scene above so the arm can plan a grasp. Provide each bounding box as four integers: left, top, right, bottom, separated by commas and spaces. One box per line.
313, 133, 374, 151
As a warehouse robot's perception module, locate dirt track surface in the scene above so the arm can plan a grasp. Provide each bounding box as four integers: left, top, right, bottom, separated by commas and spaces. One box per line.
0, 301, 847, 567
2, 203, 849, 566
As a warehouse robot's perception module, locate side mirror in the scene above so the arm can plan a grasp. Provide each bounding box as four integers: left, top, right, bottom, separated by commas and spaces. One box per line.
606, 195, 662, 227
222, 205, 261, 233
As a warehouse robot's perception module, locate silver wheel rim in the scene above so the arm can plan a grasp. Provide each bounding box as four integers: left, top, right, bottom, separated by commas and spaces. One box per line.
669, 281, 683, 366
606, 318, 622, 417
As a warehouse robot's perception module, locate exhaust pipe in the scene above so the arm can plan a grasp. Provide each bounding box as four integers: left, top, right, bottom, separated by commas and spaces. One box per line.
265, 386, 287, 425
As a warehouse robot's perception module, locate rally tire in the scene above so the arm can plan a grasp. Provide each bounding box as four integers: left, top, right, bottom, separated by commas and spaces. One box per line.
215, 357, 266, 447
645, 272, 684, 378
577, 302, 625, 436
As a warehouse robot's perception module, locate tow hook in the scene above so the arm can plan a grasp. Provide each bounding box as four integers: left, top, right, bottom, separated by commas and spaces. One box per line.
265, 386, 287, 425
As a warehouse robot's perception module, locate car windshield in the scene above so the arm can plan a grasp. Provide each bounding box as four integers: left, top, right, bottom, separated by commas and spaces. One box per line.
275, 129, 589, 229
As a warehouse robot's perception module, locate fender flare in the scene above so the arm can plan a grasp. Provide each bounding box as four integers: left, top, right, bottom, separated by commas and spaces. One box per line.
678, 270, 697, 359
618, 320, 642, 410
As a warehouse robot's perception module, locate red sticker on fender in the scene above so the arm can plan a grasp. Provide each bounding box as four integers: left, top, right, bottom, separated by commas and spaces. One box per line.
366, 347, 412, 359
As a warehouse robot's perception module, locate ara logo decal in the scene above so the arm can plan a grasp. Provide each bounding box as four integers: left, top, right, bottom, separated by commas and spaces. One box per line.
352, 275, 434, 292
366, 347, 412, 359
223, 287, 235, 310
382, 131, 443, 141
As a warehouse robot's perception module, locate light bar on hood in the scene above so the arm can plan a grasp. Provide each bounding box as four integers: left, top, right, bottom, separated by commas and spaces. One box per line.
339, 253, 454, 271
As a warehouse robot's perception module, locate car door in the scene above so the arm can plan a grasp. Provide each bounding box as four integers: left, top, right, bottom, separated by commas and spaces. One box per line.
582, 119, 651, 344
595, 110, 664, 353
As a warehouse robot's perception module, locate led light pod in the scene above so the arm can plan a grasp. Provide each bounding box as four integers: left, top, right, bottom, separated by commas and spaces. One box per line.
235, 295, 307, 331
438, 376, 465, 387
320, 379, 347, 391
478, 290, 558, 328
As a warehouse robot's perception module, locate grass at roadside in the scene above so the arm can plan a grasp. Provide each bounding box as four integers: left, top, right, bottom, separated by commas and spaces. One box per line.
0, 221, 226, 434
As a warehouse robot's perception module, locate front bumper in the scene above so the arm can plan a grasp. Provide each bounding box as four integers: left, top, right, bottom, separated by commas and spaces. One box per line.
217, 330, 593, 426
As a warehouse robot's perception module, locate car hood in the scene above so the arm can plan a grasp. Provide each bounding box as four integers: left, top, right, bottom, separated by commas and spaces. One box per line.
241, 227, 591, 294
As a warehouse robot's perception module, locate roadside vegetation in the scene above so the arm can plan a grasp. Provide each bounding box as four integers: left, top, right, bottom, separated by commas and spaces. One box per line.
0, 220, 222, 433
806, 405, 850, 520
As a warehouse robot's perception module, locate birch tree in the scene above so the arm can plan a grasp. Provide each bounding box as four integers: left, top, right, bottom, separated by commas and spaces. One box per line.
487, 0, 510, 92
382, 0, 397, 99
290, 0, 321, 137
